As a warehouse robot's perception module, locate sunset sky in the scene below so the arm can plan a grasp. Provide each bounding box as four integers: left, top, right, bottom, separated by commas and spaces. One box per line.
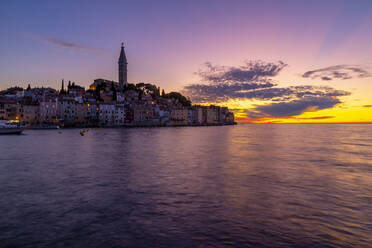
1, 0, 372, 123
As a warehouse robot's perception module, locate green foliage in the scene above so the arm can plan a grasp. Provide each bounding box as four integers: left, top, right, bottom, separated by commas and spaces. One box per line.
134, 82, 161, 98
111, 82, 117, 101
88, 81, 192, 106
163, 91, 191, 107
123, 83, 137, 92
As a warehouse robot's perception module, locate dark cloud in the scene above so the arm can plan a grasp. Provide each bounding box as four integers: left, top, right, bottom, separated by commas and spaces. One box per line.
321, 76, 332, 81
183, 83, 349, 103
251, 97, 341, 118
44, 38, 104, 51
302, 65, 371, 81
197, 61, 287, 84
182, 81, 276, 102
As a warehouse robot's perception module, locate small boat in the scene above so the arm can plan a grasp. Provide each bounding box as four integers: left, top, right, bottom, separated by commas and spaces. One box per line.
0, 120, 23, 135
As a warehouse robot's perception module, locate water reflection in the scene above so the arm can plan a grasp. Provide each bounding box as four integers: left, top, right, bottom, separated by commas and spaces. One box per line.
0, 124, 371, 247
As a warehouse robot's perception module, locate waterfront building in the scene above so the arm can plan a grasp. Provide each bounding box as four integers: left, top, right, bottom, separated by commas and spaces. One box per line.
76, 103, 87, 126
114, 104, 125, 126
0, 99, 17, 120
205, 106, 219, 125
39, 96, 58, 124
58, 95, 78, 126
187, 108, 195, 125
0, 103, 5, 120
219, 107, 230, 124
195, 106, 204, 125
225, 112, 235, 124
187, 106, 204, 125
133, 103, 154, 124
171, 108, 188, 126
20, 104, 40, 125
154, 105, 170, 126
124, 107, 134, 124
99, 103, 116, 126
86, 102, 99, 126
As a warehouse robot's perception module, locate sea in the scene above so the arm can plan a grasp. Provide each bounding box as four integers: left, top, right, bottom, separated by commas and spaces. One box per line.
0, 124, 371, 248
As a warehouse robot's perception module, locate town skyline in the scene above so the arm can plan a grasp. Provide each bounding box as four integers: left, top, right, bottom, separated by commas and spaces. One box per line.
1, 0, 372, 123
0, 43, 235, 128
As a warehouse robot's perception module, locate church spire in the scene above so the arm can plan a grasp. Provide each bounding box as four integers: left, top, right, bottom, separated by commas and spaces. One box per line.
118, 42, 128, 89
119, 42, 127, 64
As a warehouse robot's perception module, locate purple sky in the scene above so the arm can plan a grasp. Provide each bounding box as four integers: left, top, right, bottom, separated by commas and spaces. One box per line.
1, 0, 372, 122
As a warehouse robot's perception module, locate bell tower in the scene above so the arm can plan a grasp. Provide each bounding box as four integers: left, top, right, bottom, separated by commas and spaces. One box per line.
118, 42, 128, 89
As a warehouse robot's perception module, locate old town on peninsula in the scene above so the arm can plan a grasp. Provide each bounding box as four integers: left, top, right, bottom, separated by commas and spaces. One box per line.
0, 43, 235, 128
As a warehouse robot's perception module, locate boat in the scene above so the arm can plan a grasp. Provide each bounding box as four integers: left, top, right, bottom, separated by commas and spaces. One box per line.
32, 124, 60, 129
0, 120, 24, 135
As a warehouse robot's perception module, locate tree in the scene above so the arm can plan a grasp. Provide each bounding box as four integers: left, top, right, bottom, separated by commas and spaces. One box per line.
161, 89, 165, 97
111, 82, 117, 101
123, 83, 137, 92
60, 79, 66, 95
163, 91, 191, 106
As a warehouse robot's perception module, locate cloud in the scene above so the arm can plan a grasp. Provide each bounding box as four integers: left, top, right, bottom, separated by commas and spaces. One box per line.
183, 60, 352, 120
43, 38, 104, 52
183, 83, 349, 103
230, 108, 335, 121
182, 81, 276, 102
296, 116, 335, 120
363, 105, 372, 108
197, 60, 287, 84
250, 97, 341, 118
321, 76, 332, 81
302, 65, 371, 81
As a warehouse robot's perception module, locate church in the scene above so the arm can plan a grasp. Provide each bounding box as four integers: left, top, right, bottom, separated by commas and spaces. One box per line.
89, 43, 128, 91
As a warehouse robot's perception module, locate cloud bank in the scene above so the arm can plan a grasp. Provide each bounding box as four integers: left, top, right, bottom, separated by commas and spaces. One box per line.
183, 61, 351, 120
184, 84, 349, 103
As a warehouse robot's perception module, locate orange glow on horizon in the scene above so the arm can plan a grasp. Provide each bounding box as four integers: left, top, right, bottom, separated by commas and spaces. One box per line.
194, 97, 372, 124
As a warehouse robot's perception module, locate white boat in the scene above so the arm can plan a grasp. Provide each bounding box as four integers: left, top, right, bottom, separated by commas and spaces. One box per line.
0, 120, 23, 134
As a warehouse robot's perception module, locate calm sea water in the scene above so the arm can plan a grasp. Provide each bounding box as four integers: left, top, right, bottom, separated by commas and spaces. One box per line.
0, 124, 371, 248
